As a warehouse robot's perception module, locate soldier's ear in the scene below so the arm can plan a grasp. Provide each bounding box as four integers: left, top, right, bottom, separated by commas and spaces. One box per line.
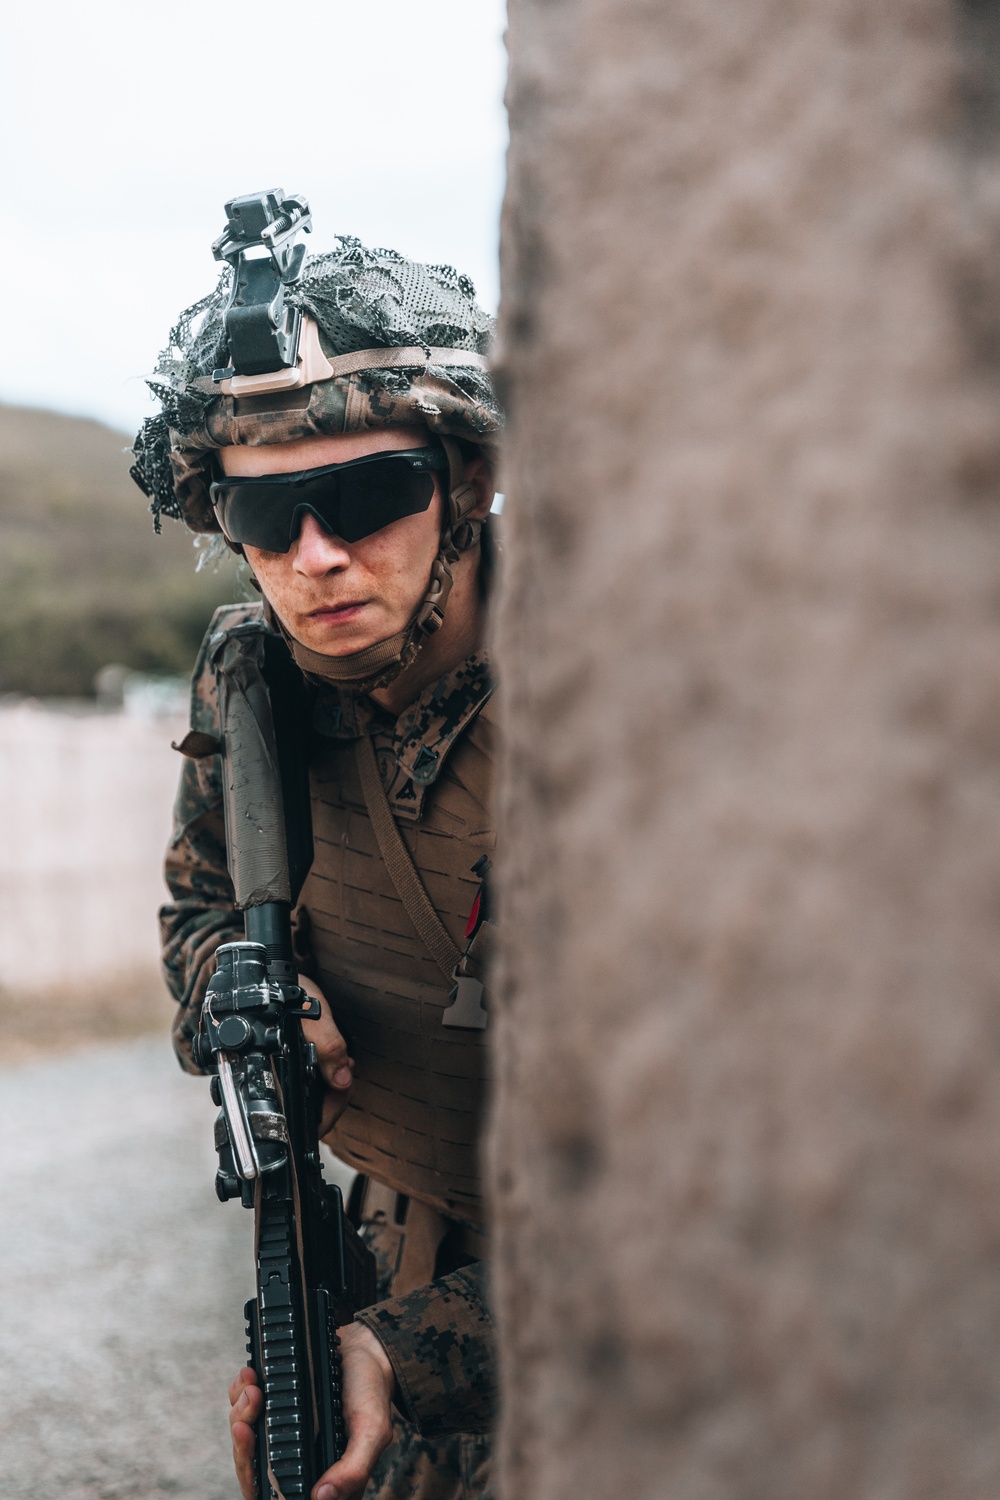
463, 453, 495, 522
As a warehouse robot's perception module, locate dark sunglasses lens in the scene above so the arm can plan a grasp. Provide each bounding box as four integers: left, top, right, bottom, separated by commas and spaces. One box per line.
217, 486, 296, 551
334, 460, 435, 541
214, 455, 437, 552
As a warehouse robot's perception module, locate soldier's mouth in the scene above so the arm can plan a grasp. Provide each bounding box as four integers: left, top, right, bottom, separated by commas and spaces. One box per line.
307, 601, 369, 624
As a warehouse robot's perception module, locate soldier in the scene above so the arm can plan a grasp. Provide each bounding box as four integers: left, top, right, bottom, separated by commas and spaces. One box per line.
131, 209, 501, 1500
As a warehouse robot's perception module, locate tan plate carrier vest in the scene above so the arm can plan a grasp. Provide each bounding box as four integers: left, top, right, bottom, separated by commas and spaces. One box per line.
297, 700, 496, 1228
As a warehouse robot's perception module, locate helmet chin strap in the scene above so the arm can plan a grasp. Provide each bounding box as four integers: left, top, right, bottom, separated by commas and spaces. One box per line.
282, 619, 422, 692
264, 437, 482, 696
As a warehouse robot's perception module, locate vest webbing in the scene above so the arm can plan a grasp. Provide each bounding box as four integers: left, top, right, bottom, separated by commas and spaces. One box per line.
354, 732, 461, 982
300, 699, 496, 1224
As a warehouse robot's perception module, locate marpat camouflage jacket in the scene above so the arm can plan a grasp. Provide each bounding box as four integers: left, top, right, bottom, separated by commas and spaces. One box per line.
160, 602, 498, 1444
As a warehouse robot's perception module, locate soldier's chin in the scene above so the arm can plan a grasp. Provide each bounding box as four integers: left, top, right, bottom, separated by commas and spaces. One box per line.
292, 610, 386, 657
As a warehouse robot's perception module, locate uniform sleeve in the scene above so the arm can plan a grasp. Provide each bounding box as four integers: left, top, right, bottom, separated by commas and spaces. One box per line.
159, 605, 255, 1072
353, 1262, 496, 1438
160, 750, 241, 1072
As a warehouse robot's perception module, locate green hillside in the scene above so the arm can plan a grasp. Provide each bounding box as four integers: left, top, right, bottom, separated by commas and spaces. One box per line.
0, 404, 241, 696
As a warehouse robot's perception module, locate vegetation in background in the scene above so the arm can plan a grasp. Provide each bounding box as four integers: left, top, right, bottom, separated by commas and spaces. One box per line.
0, 403, 241, 696
0, 970, 169, 1065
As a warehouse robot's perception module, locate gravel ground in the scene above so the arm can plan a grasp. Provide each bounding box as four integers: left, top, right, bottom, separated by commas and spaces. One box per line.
0, 1036, 352, 1499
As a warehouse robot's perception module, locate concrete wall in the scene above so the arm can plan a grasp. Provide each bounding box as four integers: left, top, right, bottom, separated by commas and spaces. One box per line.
0, 704, 184, 991
493, 3, 1000, 1496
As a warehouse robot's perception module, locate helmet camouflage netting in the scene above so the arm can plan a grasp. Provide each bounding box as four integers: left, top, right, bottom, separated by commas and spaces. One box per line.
130, 236, 501, 533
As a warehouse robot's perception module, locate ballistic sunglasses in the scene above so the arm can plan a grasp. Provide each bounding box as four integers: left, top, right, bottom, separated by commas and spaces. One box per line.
209, 446, 449, 553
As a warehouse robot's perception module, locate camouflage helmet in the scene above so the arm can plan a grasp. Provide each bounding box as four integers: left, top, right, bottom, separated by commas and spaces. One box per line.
130, 209, 502, 690
130, 232, 501, 536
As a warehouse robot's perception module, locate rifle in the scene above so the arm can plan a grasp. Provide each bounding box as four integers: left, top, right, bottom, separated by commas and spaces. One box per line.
191, 617, 376, 1500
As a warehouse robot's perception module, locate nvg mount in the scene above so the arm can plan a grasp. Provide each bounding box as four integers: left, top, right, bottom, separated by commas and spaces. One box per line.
211, 189, 312, 382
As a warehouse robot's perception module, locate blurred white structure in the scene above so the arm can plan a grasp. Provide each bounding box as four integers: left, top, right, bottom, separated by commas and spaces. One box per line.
0, 699, 186, 991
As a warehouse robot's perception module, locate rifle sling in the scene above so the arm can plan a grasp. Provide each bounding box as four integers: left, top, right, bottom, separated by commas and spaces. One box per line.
354, 733, 461, 982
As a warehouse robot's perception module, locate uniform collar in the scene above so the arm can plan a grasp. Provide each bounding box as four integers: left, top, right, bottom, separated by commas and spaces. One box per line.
312, 651, 495, 819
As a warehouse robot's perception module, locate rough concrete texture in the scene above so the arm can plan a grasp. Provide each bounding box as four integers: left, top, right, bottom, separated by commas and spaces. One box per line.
492, 3, 1000, 1497
0, 1037, 353, 1498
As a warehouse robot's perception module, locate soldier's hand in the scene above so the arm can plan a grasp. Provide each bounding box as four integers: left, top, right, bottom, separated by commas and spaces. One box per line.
298, 974, 354, 1133
312, 1321, 395, 1500
228, 1322, 395, 1500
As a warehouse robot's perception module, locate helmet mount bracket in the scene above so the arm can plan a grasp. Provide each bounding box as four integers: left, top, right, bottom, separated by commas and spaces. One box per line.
211, 190, 313, 383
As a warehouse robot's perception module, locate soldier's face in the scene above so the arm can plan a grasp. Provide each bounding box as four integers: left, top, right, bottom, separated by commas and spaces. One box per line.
221, 426, 446, 657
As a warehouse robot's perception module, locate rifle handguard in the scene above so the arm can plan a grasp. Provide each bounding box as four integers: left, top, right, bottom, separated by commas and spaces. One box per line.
214, 627, 291, 909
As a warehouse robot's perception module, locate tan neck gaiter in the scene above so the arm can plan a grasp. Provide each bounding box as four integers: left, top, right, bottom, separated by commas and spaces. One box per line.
286, 624, 421, 693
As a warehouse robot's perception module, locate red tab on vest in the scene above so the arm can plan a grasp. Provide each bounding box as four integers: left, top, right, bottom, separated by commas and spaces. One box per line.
465, 892, 481, 940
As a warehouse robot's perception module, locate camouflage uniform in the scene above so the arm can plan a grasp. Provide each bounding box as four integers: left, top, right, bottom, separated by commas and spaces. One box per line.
355, 1264, 495, 1499
162, 596, 498, 1500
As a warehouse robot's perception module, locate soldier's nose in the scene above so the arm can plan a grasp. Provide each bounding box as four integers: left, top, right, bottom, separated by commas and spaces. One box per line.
292, 512, 351, 574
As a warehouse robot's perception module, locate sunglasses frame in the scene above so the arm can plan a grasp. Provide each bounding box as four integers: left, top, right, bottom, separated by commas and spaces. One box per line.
209, 446, 450, 553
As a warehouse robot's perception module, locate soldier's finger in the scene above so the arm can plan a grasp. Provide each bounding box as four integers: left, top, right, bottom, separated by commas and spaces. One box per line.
229, 1365, 260, 1405
312, 1028, 353, 1092
331, 1056, 354, 1089
298, 976, 352, 1084
229, 1382, 263, 1431
231, 1426, 257, 1500
305, 1008, 348, 1059
230, 1383, 264, 1500
316, 1043, 353, 1094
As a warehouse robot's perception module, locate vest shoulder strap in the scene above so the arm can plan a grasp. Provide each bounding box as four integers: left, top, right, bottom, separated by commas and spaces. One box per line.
354, 733, 461, 981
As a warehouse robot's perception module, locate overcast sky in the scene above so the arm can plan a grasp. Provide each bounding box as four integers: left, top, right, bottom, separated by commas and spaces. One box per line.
0, 0, 507, 434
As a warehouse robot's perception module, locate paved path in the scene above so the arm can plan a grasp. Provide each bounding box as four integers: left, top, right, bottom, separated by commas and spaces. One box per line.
0, 1036, 352, 1499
